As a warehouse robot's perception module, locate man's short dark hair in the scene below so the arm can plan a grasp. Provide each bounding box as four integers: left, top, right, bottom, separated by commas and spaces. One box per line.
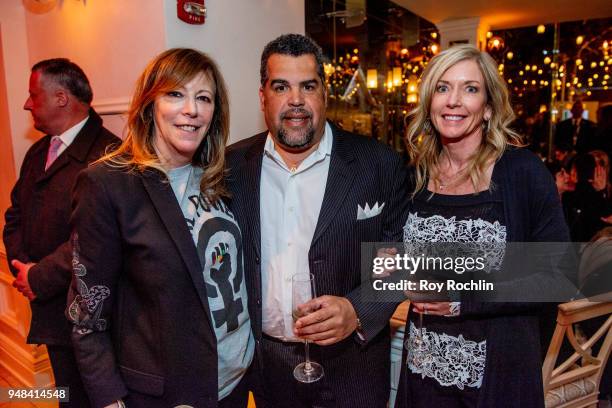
260, 34, 326, 86
573, 153, 596, 184
32, 58, 93, 104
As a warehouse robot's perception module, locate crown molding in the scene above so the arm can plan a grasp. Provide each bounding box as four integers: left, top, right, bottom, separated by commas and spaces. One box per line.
92, 97, 130, 115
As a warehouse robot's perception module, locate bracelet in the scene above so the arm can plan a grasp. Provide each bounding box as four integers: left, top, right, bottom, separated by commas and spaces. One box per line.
445, 302, 461, 317
355, 317, 367, 341
117, 400, 126, 408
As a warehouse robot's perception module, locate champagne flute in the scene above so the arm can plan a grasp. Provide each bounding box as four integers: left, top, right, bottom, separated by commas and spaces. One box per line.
292, 272, 324, 383
408, 303, 427, 369
417, 307, 425, 344
406, 283, 446, 368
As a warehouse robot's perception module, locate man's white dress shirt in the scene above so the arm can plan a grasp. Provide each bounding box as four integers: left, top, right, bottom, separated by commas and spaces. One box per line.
51, 115, 89, 156
260, 123, 333, 341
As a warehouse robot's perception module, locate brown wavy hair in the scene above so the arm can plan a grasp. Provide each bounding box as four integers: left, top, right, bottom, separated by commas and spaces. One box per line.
99, 48, 230, 203
406, 44, 522, 195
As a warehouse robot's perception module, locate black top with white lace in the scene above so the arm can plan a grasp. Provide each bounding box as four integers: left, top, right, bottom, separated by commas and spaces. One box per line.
403, 189, 507, 391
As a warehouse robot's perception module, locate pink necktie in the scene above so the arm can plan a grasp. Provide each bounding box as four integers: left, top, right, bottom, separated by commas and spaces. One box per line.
45, 137, 63, 170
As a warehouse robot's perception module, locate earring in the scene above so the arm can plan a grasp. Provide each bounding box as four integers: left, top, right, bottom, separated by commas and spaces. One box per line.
483, 119, 490, 134
423, 118, 433, 135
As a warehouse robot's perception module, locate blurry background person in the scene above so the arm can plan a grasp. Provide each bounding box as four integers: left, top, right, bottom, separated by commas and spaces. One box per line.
3, 58, 119, 407
563, 153, 612, 241
552, 142, 576, 170
590, 150, 612, 226
396, 45, 569, 408
525, 110, 550, 160
595, 104, 612, 159
547, 161, 575, 199
67, 48, 253, 408
554, 100, 598, 155
578, 227, 612, 297
590, 150, 612, 204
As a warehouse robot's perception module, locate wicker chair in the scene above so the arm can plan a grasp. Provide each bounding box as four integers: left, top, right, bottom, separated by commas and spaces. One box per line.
542, 297, 612, 408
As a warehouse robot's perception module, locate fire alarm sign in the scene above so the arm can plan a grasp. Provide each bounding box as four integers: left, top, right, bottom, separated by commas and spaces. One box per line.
178, 0, 206, 25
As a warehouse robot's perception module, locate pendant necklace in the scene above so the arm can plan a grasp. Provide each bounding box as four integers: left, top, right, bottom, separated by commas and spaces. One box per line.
435, 167, 468, 191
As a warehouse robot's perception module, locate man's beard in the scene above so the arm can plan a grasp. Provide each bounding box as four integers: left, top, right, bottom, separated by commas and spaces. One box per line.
277, 126, 315, 149
275, 109, 315, 149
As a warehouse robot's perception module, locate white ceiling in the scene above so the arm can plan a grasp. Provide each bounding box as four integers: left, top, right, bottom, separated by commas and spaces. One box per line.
391, 0, 612, 30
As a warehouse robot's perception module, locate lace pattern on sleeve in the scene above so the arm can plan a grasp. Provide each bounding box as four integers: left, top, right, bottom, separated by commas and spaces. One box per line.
67, 233, 110, 335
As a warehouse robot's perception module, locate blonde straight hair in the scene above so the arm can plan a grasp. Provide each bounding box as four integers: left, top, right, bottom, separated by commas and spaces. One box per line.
98, 48, 230, 203
406, 44, 522, 195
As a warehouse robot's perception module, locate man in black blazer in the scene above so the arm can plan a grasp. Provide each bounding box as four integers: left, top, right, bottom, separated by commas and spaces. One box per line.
3, 58, 119, 407
226, 34, 409, 407
554, 100, 598, 154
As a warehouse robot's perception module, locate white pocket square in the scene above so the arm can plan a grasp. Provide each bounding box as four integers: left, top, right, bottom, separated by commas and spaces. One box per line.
357, 202, 385, 220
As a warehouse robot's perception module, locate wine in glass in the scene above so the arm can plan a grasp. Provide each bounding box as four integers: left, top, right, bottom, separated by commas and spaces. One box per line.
292, 272, 324, 383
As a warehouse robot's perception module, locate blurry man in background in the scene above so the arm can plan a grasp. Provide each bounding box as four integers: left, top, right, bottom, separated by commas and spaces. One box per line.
3, 58, 119, 407
555, 100, 597, 154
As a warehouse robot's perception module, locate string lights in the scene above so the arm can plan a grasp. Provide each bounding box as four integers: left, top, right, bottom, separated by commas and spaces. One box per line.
319, 14, 609, 157
485, 22, 611, 102
323, 38, 440, 105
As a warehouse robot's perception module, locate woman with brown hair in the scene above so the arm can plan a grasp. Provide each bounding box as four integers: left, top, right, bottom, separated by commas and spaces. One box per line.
67, 48, 253, 408
396, 44, 570, 407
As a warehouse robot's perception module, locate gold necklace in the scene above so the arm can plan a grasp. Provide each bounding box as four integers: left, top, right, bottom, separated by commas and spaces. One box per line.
282, 158, 299, 173
434, 167, 468, 191
286, 161, 299, 173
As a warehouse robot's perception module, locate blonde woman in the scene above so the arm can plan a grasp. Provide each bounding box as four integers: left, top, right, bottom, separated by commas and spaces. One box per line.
396, 45, 569, 407
67, 49, 253, 408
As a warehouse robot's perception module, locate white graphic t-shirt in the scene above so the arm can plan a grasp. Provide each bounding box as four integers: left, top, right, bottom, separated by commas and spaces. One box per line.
168, 165, 254, 400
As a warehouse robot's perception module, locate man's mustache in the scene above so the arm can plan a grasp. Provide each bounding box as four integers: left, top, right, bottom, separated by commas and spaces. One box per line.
281, 108, 312, 120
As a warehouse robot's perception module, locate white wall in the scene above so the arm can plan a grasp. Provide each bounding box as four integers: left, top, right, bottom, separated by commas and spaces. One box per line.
164, 0, 305, 143
0, 1, 34, 176
25, 0, 167, 103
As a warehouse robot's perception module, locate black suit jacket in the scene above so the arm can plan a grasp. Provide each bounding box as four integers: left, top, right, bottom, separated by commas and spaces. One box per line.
67, 163, 221, 408
3, 109, 119, 346
226, 124, 409, 405
554, 118, 597, 153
